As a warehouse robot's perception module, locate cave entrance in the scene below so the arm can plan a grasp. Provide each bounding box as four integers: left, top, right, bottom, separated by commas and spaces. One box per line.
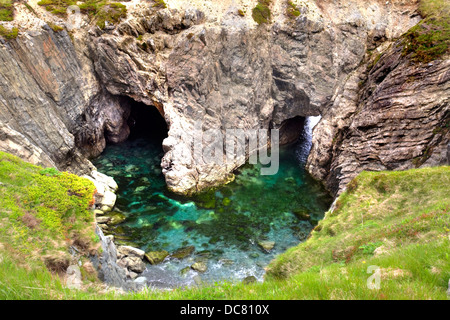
125, 99, 168, 143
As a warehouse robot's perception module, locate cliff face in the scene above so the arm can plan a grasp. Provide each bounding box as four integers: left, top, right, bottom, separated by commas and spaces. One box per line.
0, 25, 130, 175
0, 0, 447, 196
307, 40, 450, 196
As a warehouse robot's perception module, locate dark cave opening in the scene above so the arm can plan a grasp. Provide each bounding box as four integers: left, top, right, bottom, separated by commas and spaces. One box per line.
278, 116, 306, 146
125, 99, 168, 143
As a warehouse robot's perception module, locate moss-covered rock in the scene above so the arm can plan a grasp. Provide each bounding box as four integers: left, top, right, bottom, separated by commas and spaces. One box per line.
171, 246, 195, 259
145, 250, 169, 265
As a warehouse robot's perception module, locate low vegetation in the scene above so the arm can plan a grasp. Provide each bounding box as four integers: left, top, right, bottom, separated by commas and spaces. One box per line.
286, 0, 301, 19
252, 0, 271, 25
402, 0, 450, 63
37, 0, 127, 29
152, 0, 167, 9
0, 0, 13, 21
0, 151, 100, 298
0, 24, 17, 39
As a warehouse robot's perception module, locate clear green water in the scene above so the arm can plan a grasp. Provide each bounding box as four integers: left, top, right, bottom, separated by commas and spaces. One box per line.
92, 117, 332, 288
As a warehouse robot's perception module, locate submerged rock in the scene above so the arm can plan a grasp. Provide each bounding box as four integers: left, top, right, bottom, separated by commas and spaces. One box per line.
292, 208, 311, 221
180, 266, 191, 276
171, 246, 195, 259
144, 250, 169, 265
219, 258, 234, 266
104, 211, 127, 225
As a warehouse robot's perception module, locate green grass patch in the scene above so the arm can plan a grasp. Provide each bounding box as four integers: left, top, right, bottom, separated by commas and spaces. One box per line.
0, 151, 97, 285
252, 0, 271, 25
286, 0, 300, 19
37, 0, 77, 17
152, 0, 167, 9
0, 0, 14, 21
402, 0, 450, 63
0, 24, 17, 39
37, 0, 127, 29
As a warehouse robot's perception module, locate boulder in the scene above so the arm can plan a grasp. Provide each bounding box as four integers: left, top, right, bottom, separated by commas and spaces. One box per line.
117, 245, 145, 260
105, 211, 126, 225
171, 246, 195, 259
258, 240, 275, 252
118, 256, 146, 273
145, 250, 169, 265
191, 261, 208, 273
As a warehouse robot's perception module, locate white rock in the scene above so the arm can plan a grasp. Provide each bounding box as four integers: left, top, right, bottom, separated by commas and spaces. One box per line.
66, 265, 82, 290
117, 245, 145, 260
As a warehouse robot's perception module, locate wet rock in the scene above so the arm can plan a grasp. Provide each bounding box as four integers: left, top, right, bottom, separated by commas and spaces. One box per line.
196, 250, 213, 258
191, 261, 207, 273
105, 211, 126, 225
145, 250, 169, 265
125, 165, 139, 173
219, 259, 234, 266
258, 240, 275, 252
135, 186, 147, 193
242, 276, 257, 284
180, 266, 191, 276
171, 246, 195, 259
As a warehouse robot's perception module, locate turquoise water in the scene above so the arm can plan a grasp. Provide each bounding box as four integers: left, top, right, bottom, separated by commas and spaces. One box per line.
92, 117, 332, 288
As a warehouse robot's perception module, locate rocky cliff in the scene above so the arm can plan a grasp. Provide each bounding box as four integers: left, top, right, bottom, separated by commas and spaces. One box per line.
0, 0, 448, 196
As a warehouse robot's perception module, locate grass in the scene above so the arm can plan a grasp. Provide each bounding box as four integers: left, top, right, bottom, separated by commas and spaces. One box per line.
252, 0, 271, 25
0, 151, 100, 297
46, 21, 64, 32
152, 0, 167, 9
0, 24, 17, 39
0, 0, 13, 21
0, 151, 448, 299
286, 0, 301, 19
37, 0, 127, 29
402, 0, 450, 63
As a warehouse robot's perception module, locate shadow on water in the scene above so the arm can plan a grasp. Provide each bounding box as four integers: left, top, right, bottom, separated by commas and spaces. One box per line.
93, 108, 332, 289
